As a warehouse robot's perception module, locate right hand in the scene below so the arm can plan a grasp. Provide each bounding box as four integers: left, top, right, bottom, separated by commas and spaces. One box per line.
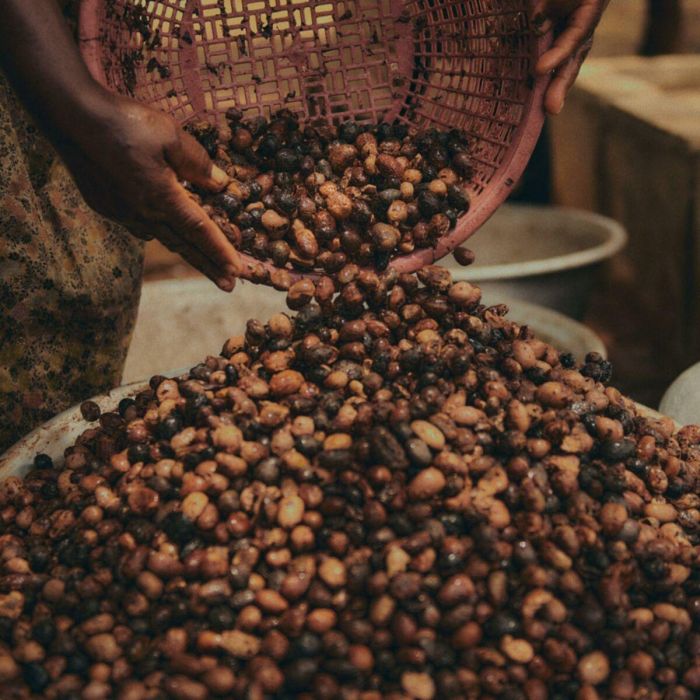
533, 0, 609, 115
62, 93, 241, 292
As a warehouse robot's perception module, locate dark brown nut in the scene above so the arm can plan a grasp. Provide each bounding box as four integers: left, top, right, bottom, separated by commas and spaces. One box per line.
371, 223, 400, 252
297, 195, 317, 221
81, 401, 101, 422
377, 154, 405, 180
231, 125, 254, 151
286, 279, 316, 310
453, 246, 475, 266
261, 209, 290, 237
428, 213, 450, 238
452, 151, 473, 177
313, 210, 337, 240
447, 183, 471, 212
270, 240, 291, 267
315, 276, 336, 303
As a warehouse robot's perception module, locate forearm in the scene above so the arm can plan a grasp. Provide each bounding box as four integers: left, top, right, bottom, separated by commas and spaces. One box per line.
0, 0, 240, 290
0, 0, 108, 145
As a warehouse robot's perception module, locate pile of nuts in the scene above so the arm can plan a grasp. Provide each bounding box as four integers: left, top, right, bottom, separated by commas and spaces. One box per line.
186, 112, 473, 282
2, 262, 700, 700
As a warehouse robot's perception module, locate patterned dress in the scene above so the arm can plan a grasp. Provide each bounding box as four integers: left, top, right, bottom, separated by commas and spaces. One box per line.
0, 68, 144, 454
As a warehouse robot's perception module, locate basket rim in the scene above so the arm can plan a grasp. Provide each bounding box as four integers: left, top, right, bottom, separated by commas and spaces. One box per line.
77, 0, 553, 282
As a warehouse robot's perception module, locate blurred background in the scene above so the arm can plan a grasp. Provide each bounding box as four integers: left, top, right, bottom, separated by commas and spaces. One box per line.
135, 0, 700, 414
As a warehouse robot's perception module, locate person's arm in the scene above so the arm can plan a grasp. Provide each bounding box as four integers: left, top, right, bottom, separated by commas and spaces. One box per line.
0, 0, 240, 291
533, 0, 610, 115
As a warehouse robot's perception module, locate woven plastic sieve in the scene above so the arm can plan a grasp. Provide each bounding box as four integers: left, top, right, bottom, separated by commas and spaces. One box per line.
78, 0, 552, 279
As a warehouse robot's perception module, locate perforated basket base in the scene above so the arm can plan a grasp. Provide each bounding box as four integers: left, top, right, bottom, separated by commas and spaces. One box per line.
79, 0, 551, 279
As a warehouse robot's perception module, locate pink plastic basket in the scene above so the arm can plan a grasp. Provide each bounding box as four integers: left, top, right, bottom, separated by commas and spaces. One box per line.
78, 0, 551, 278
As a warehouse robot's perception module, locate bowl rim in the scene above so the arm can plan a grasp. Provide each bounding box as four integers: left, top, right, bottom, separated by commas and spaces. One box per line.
449, 206, 629, 281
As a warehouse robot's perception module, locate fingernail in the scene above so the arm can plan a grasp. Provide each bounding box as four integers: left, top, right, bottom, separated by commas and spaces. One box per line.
211, 164, 230, 189
226, 258, 243, 277
217, 276, 235, 292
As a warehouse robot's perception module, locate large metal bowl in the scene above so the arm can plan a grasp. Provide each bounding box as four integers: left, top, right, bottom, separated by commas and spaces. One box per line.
445, 204, 628, 319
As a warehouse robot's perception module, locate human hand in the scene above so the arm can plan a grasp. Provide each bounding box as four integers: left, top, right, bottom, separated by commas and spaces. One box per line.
62, 94, 241, 291
0, 0, 240, 291
533, 0, 609, 115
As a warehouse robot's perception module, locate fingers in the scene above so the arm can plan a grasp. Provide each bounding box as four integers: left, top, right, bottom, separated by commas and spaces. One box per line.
161, 179, 242, 287
535, 0, 604, 74
543, 42, 590, 115
135, 220, 237, 292
531, 0, 578, 35
165, 127, 230, 193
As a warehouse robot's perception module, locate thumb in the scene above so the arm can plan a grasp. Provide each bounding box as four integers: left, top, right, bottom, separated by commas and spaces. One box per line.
166, 128, 230, 192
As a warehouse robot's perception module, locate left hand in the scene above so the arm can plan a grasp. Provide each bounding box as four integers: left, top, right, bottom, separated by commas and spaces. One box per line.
533, 0, 610, 115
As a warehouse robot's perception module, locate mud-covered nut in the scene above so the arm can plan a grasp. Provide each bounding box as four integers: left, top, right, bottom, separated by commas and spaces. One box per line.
287, 279, 316, 310
326, 191, 353, 220
377, 154, 405, 180
270, 239, 291, 267
262, 209, 290, 236
408, 468, 446, 500
356, 132, 378, 156
438, 167, 459, 185
371, 223, 400, 252
294, 228, 319, 258
270, 370, 304, 396
329, 143, 358, 173
387, 200, 408, 224
448, 281, 481, 307
428, 179, 448, 196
